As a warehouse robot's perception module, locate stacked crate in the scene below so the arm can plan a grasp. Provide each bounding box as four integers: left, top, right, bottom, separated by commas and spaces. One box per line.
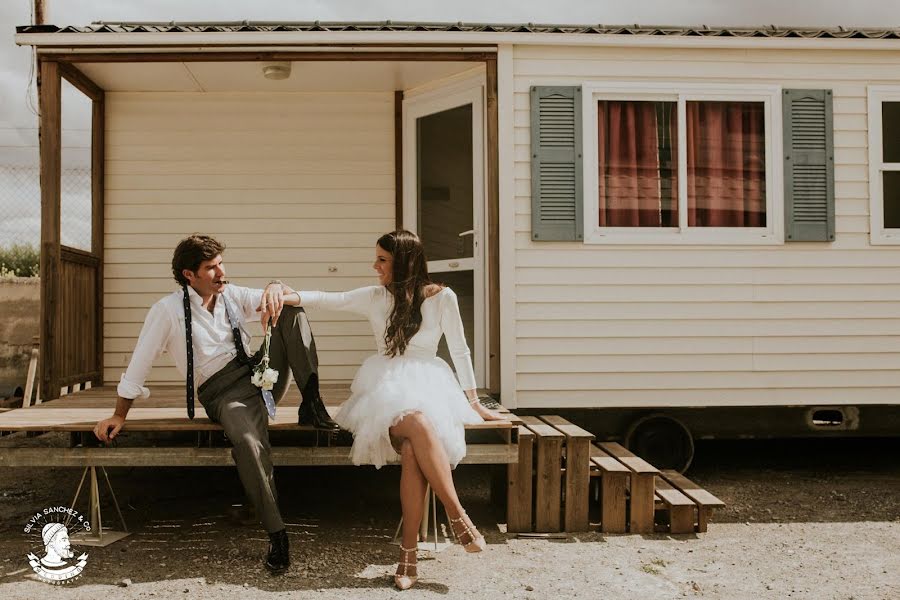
506, 414, 724, 534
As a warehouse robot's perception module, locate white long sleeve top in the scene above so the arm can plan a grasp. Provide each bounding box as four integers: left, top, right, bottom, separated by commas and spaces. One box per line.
116, 284, 264, 400
301, 285, 477, 390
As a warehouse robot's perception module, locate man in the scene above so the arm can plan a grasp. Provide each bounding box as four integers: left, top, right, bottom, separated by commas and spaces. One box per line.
93, 234, 338, 573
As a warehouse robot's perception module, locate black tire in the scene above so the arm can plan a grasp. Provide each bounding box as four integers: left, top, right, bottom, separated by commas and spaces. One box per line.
624, 413, 695, 473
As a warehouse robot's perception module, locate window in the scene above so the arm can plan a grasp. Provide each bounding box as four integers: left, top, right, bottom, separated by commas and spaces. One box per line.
583, 84, 781, 244
868, 87, 900, 244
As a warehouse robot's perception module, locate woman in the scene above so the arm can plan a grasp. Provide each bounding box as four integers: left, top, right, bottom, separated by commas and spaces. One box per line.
295, 230, 504, 590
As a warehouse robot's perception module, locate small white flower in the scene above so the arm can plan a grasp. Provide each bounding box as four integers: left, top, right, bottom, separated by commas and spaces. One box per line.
250, 370, 264, 388
251, 329, 279, 391
260, 368, 279, 391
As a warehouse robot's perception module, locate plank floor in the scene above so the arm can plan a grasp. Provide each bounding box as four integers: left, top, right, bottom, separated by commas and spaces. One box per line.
0, 385, 515, 433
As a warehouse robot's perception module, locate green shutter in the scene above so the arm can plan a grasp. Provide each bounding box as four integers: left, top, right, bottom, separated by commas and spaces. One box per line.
783, 89, 835, 242
530, 86, 583, 241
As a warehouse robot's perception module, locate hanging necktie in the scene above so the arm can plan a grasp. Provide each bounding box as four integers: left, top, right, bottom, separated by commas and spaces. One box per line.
181, 285, 196, 419
222, 294, 277, 419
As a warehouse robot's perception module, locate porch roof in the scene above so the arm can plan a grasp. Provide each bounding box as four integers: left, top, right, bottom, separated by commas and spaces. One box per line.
15, 21, 900, 39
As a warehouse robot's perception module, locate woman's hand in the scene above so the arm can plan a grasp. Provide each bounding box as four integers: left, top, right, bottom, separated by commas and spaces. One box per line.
470, 398, 507, 421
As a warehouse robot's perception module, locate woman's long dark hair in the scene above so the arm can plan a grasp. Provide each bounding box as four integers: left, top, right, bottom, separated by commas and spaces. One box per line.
378, 230, 435, 357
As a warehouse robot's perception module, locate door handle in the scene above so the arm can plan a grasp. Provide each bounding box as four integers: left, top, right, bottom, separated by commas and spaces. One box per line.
458, 230, 475, 237
448, 261, 460, 268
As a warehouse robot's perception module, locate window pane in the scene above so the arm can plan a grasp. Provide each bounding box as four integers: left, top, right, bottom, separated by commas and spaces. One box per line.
597, 100, 677, 227
884, 171, 900, 229
687, 101, 766, 227
882, 102, 900, 163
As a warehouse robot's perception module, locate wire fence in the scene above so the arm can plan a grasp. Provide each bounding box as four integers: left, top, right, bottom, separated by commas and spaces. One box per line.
0, 164, 92, 252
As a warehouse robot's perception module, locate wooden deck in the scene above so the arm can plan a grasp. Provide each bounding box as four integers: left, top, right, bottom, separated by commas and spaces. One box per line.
0, 384, 516, 434
0, 384, 521, 468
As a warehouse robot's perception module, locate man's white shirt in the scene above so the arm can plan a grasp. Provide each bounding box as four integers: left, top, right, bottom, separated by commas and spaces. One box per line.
117, 284, 264, 400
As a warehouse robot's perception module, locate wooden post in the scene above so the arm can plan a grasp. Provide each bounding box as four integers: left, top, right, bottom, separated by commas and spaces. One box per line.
39, 59, 61, 402
34, 1, 44, 24
23, 337, 39, 408
92, 86, 105, 387
485, 58, 501, 396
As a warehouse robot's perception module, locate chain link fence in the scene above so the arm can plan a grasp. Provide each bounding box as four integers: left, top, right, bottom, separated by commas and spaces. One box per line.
0, 162, 92, 276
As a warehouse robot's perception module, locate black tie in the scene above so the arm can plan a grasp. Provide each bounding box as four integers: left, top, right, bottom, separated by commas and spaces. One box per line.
182, 285, 196, 419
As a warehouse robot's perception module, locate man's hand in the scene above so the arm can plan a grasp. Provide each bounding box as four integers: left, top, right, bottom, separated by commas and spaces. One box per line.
257, 281, 285, 331
94, 415, 125, 444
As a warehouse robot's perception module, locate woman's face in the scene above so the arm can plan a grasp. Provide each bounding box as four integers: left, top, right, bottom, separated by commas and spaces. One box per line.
373, 244, 393, 286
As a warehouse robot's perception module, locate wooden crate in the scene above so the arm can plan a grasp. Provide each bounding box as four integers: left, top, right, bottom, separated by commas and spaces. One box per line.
505, 415, 725, 536
596, 442, 659, 534
506, 415, 594, 533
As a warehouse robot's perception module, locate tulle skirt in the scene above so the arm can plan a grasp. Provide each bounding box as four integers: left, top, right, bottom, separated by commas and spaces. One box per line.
334, 353, 483, 469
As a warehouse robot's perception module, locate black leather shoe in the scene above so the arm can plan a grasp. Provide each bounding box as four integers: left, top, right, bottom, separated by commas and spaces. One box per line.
298, 379, 340, 431
265, 529, 290, 573
297, 397, 340, 430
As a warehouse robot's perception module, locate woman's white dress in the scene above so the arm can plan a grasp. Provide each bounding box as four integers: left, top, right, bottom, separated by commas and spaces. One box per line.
301, 286, 482, 468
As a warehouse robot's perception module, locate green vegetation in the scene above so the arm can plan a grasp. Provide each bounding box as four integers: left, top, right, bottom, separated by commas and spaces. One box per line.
0, 244, 40, 278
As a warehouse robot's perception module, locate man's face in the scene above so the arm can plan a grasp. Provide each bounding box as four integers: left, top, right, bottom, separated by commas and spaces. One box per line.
52, 533, 73, 559
183, 255, 226, 296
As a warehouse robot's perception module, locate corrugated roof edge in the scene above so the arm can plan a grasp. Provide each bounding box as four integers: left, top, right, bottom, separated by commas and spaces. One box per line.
14, 21, 900, 39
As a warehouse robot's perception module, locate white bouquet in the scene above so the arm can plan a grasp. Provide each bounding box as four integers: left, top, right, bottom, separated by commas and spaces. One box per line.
251, 328, 279, 391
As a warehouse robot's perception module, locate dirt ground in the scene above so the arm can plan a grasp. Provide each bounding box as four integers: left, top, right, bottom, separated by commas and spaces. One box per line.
0, 434, 897, 600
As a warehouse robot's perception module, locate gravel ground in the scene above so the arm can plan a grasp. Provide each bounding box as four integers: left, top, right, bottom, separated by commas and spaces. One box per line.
0, 434, 897, 600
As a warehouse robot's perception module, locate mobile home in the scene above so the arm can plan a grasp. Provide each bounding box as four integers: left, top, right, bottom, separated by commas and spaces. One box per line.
16, 22, 900, 468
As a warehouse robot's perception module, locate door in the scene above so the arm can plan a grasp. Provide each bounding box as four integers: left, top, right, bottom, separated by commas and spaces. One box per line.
403, 80, 487, 387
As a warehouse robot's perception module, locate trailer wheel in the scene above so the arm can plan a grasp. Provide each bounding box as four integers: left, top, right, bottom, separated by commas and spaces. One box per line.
624, 414, 695, 473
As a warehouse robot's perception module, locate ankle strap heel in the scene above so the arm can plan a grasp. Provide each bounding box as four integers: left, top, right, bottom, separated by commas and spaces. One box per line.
449, 511, 486, 553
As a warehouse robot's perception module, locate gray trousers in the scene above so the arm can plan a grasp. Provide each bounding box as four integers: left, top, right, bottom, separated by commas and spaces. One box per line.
197, 305, 319, 533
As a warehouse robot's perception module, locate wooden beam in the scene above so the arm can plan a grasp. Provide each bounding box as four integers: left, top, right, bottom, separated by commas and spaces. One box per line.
58, 63, 103, 100
92, 90, 105, 386
485, 57, 501, 395
45, 51, 496, 63
394, 90, 403, 228
60, 246, 100, 267
0, 444, 519, 468
39, 58, 61, 403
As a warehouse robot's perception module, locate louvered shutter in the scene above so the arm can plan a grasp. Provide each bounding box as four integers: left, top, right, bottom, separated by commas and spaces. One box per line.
783, 89, 835, 241
530, 86, 583, 241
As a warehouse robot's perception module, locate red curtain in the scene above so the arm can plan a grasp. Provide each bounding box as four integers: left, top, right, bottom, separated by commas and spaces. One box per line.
598, 101, 677, 227
687, 101, 766, 227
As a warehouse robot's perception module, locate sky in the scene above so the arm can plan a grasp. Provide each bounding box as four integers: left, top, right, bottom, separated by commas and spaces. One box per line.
1, 0, 898, 246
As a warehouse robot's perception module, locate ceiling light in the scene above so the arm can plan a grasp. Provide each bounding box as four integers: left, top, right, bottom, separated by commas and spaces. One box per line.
262, 62, 291, 81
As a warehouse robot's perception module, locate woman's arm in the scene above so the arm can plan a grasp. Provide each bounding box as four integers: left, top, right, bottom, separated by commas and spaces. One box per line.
439, 289, 505, 420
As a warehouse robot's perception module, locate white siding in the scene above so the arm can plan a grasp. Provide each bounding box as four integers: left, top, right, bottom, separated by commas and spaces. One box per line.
511, 45, 900, 408
104, 92, 393, 385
